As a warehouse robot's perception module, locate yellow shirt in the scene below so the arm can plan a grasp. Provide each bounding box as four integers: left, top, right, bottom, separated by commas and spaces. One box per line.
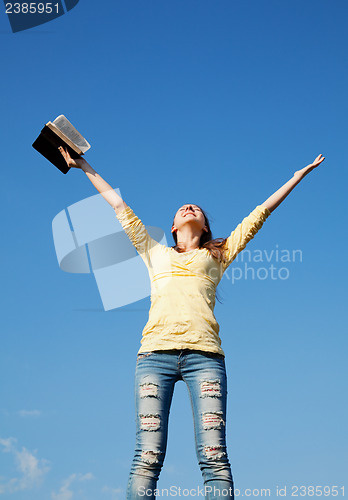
115, 204, 271, 356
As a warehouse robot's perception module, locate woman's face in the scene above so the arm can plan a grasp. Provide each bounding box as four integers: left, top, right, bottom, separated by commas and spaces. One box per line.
171, 204, 208, 235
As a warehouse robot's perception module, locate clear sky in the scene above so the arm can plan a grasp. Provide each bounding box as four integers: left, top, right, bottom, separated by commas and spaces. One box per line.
0, 1, 347, 499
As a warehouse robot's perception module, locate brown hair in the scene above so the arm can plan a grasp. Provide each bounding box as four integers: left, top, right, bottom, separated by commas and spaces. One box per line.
171, 204, 228, 264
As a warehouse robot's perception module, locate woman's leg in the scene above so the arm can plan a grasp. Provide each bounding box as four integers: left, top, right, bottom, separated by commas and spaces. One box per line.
181, 351, 234, 500
126, 351, 179, 500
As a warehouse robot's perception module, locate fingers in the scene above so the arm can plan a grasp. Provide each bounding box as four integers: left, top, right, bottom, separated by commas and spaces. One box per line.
58, 146, 66, 157
58, 146, 72, 164
314, 154, 325, 164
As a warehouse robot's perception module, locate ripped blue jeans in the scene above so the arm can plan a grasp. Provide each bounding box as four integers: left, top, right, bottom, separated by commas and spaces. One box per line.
126, 349, 234, 499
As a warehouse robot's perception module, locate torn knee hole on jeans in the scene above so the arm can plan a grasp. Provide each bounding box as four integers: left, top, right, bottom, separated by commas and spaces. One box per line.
200, 379, 221, 398
139, 382, 159, 399
204, 445, 226, 460
202, 411, 225, 430
139, 413, 161, 431
141, 450, 162, 465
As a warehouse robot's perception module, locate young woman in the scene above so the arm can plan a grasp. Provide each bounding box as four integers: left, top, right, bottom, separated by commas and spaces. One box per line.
59, 147, 325, 499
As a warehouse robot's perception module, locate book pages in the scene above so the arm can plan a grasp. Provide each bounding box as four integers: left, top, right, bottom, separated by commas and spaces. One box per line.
53, 115, 91, 153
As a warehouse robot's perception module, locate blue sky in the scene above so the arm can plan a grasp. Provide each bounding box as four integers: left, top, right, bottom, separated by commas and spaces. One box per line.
0, 0, 347, 499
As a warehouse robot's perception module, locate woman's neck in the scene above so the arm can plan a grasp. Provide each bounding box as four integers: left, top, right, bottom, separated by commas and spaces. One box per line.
175, 231, 202, 252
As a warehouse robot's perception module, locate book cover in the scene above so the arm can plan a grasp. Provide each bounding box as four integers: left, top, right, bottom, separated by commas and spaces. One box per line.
32, 115, 90, 174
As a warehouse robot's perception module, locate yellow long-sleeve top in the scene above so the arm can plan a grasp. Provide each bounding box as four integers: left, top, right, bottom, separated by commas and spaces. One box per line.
115, 204, 271, 357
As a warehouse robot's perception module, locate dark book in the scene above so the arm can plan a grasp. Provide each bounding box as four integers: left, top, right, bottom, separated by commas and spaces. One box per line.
32, 115, 91, 174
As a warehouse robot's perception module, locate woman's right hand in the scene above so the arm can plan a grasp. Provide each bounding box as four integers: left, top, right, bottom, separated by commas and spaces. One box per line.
58, 146, 88, 169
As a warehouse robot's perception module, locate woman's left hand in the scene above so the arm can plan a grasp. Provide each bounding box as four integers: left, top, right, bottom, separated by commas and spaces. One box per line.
294, 154, 325, 180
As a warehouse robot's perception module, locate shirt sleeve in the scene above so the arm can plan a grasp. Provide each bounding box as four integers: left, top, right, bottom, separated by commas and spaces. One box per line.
221, 205, 271, 271
115, 205, 159, 269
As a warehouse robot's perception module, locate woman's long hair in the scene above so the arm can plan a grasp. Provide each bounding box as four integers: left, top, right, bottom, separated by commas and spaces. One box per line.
171, 205, 228, 303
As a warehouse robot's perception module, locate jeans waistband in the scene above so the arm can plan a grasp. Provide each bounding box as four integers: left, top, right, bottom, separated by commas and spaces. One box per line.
151, 348, 225, 359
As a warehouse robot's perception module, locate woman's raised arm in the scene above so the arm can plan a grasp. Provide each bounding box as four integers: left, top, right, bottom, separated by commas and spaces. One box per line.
261, 154, 325, 213
58, 147, 127, 214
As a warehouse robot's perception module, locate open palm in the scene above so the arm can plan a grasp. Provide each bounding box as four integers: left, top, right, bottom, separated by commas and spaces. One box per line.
294, 154, 325, 179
